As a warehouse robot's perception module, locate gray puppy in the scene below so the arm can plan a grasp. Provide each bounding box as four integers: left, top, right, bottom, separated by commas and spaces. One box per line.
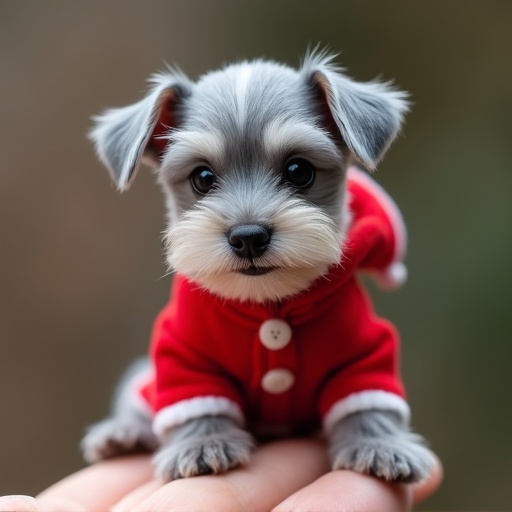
82, 50, 435, 483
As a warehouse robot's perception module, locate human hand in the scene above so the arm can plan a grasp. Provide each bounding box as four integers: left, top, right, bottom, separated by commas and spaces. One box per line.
0, 438, 441, 512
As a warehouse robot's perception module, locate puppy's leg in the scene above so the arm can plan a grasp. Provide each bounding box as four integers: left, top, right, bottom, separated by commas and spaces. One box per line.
329, 410, 435, 483
81, 359, 158, 463
153, 416, 255, 480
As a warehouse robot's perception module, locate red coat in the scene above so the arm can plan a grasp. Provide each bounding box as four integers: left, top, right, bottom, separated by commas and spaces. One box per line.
139, 167, 411, 438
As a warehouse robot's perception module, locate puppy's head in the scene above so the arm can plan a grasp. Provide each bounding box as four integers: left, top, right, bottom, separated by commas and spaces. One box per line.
90, 51, 409, 302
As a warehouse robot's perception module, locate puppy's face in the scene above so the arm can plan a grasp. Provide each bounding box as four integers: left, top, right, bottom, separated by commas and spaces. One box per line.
91, 52, 408, 302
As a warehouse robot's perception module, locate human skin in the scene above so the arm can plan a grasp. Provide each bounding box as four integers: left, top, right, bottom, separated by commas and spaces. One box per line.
0, 438, 442, 512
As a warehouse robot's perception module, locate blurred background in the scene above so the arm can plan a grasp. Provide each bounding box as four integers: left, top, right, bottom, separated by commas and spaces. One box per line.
1, 1, 511, 509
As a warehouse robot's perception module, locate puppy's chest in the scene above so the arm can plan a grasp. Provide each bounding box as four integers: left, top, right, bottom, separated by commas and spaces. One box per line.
173, 276, 364, 430
232, 314, 340, 431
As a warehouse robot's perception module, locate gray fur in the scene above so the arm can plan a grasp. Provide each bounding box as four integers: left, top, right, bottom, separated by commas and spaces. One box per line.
88, 55, 409, 301
329, 410, 435, 482
89, 70, 192, 190
153, 416, 255, 480
81, 359, 157, 462
301, 50, 409, 169
81, 412, 157, 463
86, 51, 431, 483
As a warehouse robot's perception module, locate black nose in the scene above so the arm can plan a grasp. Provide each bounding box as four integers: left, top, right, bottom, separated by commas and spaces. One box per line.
227, 224, 271, 259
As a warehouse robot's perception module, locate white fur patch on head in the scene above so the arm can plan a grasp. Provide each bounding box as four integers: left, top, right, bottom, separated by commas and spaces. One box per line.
234, 64, 253, 128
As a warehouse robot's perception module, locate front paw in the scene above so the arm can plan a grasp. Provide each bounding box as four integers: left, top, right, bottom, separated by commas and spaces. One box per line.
153, 428, 255, 480
331, 434, 435, 483
81, 415, 158, 463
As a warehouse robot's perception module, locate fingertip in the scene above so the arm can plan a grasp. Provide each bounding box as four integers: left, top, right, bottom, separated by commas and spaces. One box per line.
0, 496, 44, 512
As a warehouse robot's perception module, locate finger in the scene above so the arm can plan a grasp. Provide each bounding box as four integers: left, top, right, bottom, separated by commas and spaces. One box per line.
129, 438, 330, 512
111, 480, 163, 512
412, 454, 443, 504
0, 495, 89, 512
0, 496, 46, 512
273, 470, 412, 512
273, 453, 444, 512
35, 455, 153, 512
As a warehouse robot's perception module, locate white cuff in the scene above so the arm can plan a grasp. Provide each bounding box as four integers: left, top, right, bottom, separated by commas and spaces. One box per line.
153, 396, 245, 438
323, 390, 411, 434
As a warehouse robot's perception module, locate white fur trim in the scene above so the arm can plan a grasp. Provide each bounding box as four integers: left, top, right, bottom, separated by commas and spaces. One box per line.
348, 166, 408, 289
323, 390, 411, 433
153, 396, 245, 438
372, 261, 408, 291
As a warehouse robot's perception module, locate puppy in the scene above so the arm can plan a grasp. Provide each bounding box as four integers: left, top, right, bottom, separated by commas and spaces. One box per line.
82, 50, 435, 483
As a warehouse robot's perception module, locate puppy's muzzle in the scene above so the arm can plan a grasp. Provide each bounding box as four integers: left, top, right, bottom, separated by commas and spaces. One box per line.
227, 224, 271, 259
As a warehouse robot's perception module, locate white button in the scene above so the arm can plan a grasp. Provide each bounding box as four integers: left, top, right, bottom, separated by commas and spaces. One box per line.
259, 319, 292, 350
261, 369, 295, 394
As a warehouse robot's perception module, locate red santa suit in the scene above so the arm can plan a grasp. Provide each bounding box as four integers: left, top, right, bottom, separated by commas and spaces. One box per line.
138, 167, 411, 439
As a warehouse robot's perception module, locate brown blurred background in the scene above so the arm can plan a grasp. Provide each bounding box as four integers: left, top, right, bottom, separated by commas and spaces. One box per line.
1, 1, 511, 509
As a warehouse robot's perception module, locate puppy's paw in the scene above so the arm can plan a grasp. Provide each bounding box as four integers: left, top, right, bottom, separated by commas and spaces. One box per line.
153, 428, 255, 481
81, 415, 158, 463
331, 434, 436, 483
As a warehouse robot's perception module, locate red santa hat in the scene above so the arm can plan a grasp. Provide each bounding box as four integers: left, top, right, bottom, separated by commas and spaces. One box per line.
346, 166, 408, 291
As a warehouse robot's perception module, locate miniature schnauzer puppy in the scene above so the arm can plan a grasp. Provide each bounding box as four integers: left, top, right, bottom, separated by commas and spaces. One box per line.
82, 50, 435, 483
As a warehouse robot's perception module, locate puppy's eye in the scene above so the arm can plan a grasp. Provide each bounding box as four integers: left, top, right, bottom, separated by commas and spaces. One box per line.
190, 166, 216, 195
283, 158, 315, 189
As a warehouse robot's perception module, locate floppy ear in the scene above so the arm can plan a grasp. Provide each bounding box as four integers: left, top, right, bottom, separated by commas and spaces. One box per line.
89, 71, 193, 190
302, 51, 410, 170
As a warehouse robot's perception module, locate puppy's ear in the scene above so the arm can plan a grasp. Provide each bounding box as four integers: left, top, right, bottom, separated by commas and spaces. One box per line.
90, 71, 193, 190
302, 51, 410, 170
